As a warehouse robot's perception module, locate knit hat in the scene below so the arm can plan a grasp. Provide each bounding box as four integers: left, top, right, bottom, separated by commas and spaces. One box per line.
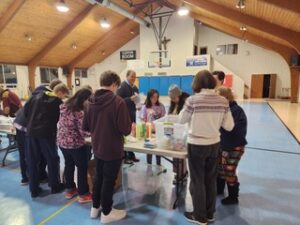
168, 85, 182, 98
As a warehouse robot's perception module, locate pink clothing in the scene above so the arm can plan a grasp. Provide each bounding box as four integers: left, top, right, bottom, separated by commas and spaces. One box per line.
57, 104, 89, 149
140, 103, 166, 122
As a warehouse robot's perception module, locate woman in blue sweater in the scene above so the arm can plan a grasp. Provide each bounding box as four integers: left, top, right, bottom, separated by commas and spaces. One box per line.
217, 87, 247, 205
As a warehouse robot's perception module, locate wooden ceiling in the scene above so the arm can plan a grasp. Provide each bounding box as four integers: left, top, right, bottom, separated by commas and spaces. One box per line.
0, 0, 299, 69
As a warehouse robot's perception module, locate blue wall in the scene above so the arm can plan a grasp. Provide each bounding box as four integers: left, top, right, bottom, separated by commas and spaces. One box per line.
138, 75, 194, 96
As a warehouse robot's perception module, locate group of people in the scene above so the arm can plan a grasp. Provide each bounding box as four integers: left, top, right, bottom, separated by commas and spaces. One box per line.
0, 68, 247, 225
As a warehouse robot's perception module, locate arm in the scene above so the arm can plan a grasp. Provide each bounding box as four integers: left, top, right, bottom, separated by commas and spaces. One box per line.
76, 111, 90, 137
161, 104, 166, 117
178, 97, 193, 124
82, 104, 90, 132
221, 107, 234, 131
117, 101, 132, 136
232, 107, 247, 135
2, 91, 10, 116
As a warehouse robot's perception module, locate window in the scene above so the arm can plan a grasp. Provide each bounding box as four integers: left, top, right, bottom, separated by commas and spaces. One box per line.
0, 64, 17, 88
75, 69, 88, 78
199, 47, 207, 55
227, 44, 238, 54
216, 44, 238, 55
216, 45, 226, 56
40, 67, 58, 84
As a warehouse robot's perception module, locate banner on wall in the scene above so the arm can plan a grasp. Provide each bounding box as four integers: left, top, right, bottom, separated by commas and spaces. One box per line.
186, 55, 208, 67
224, 75, 233, 88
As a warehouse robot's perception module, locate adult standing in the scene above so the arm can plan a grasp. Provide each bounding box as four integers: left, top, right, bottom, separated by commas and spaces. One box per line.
179, 70, 234, 225
116, 70, 140, 163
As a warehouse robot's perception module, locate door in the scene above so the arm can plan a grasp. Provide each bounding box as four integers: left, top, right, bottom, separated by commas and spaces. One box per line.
251, 74, 264, 98
268, 74, 277, 98
263, 75, 271, 98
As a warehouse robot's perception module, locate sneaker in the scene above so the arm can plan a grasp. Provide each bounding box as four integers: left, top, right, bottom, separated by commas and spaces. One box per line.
132, 157, 140, 162
100, 208, 127, 224
184, 212, 207, 225
51, 183, 65, 194
207, 216, 215, 223
31, 187, 43, 198
78, 193, 92, 204
65, 188, 78, 199
21, 178, 29, 186
90, 207, 101, 219
221, 196, 239, 205
124, 159, 133, 165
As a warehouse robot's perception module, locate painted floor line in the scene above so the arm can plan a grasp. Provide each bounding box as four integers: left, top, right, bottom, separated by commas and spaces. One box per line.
246, 146, 300, 155
38, 197, 78, 225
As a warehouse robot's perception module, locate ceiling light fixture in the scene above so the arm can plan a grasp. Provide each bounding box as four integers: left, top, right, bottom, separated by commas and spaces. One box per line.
100, 18, 111, 28
101, 50, 106, 56
178, 4, 189, 16
236, 0, 246, 9
130, 29, 135, 35
56, 0, 69, 13
240, 25, 247, 31
71, 43, 77, 49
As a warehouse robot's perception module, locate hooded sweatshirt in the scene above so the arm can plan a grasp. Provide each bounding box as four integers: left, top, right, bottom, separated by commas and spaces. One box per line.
83, 89, 131, 161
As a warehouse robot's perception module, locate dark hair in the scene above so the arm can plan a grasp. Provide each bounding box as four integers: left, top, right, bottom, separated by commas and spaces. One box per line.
65, 88, 92, 112
192, 70, 216, 93
49, 79, 62, 90
100, 70, 121, 87
126, 70, 136, 77
212, 71, 225, 82
145, 89, 160, 108
53, 83, 69, 94
168, 92, 190, 115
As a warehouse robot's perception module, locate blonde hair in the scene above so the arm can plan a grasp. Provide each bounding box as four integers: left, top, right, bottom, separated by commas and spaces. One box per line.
217, 87, 234, 102
53, 83, 69, 95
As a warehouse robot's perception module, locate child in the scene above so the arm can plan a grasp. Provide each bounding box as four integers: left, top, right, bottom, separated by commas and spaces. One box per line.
217, 87, 247, 205
140, 89, 165, 165
25, 83, 69, 198
57, 88, 93, 204
179, 70, 234, 225
83, 71, 131, 223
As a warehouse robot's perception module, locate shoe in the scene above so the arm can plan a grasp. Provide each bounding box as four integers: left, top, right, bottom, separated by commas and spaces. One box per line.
31, 187, 43, 198
132, 157, 140, 162
90, 207, 101, 219
21, 178, 29, 186
78, 193, 92, 204
51, 183, 65, 194
207, 216, 215, 223
100, 208, 127, 224
124, 159, 133, 165
184, 212, 207, 225
65, 188, 78, 199
221, 183, 239, 205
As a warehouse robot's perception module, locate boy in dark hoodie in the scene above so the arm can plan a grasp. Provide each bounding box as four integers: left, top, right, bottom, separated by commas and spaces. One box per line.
24, 83, 69, 198
83, 71, 131, 224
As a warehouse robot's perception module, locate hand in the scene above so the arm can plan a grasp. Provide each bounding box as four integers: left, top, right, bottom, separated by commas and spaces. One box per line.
130, 94, 138, 101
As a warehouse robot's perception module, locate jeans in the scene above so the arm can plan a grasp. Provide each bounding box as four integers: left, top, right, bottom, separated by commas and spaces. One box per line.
92, 157, 122, 215
60, 145, 90, 195
188, 143, 219, 222
147, 154, 161, 165
26, 136, 61, 193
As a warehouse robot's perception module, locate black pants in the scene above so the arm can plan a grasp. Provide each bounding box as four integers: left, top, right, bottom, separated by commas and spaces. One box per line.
60, 145, 90, 195
188, 143, 219, 222
147, 154, 161, 165
26, 136, 61, 193
92, 157, 122, 215
16, 130, 48, 181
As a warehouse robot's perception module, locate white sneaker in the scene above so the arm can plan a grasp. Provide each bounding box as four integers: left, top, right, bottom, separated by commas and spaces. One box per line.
100, 208, 127, 224
90, 207, 101, 219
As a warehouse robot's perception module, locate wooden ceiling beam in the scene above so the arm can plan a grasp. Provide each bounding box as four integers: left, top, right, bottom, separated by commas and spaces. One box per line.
28, 4, 95, 67
184, 0, 300, 53
259, 0, 300, 14
0, 0, 26, 33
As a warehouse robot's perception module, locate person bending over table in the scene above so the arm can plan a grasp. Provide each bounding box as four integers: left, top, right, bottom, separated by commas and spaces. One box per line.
168, 85, 189, 185
83, 71, 131, 224
178, 70, 234, 225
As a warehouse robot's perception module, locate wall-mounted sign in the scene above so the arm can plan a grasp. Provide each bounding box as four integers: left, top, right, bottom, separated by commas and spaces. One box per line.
186, 56, 208, 67
120, 50, 136, 60
75, 78, 80, 86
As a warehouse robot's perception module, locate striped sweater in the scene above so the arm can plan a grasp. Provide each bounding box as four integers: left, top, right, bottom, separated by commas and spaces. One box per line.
179, 89, 234, 145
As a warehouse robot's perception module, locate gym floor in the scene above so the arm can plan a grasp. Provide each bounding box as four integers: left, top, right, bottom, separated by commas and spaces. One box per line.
0, 101, 299, 225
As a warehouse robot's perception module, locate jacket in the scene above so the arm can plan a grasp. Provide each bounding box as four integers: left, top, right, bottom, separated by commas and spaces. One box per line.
116, 81, 139, 123
57, 104, 89, 149
220, 101, 248, 150
25, 92, 63, 138
1, 89, 22, 117
83, 89, 131, 161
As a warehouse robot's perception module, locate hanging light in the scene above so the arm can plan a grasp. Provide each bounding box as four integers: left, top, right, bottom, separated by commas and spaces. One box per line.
71, 43, 77, 49
56, 0, 69, 13
240, 25, 247, 31
24, 34, 32, 42
236, 0, 246, 9
178, 4, 189, 16
100, 18, 111, 28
